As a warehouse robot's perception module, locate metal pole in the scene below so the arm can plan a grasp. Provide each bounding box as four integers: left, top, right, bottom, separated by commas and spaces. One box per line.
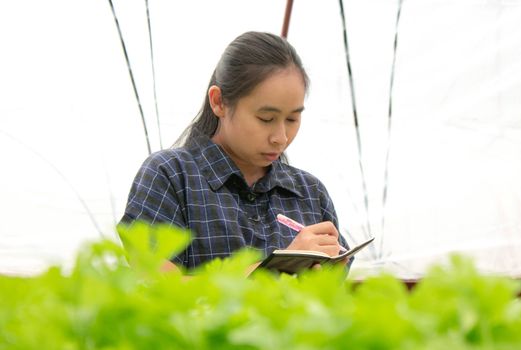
281, 0, 294, 38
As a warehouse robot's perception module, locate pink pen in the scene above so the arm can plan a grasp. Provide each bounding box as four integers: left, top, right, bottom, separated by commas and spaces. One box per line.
276, 214, 305, 232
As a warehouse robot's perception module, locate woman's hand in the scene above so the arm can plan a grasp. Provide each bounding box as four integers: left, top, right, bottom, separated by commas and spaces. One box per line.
285, 221, 343, 257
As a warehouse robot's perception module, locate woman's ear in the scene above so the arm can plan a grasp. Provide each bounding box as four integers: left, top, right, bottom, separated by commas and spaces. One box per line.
208, 85, 225, 118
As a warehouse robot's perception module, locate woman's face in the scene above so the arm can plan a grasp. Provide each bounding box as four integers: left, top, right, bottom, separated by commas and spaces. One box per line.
211, 67, 306, 179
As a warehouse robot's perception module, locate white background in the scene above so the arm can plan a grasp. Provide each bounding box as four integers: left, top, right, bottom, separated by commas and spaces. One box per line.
1, 0, 521, 277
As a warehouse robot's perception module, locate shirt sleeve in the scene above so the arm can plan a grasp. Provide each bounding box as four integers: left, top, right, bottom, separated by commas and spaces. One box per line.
119, 152, 187, 265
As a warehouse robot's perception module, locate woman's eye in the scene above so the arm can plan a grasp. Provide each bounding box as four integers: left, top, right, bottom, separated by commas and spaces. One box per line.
257, 117, 273, 123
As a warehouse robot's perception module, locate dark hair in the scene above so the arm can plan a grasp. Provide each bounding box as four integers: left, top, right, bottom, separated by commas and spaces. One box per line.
175, 31, 309, 156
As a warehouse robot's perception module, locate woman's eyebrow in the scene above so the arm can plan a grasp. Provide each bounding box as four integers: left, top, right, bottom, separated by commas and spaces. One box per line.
257, 105, 305, 113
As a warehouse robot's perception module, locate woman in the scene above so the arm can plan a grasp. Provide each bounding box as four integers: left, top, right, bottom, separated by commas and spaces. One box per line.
121, 31, 349, 272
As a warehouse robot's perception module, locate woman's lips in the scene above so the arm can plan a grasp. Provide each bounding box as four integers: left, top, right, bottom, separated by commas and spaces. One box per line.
262, 152, 280, 162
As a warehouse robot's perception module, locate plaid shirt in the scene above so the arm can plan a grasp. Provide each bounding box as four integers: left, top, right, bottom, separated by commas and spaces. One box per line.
121, 137, 348, 269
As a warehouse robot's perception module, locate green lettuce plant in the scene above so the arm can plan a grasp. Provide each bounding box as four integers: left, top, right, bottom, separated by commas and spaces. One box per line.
0, 223, 520, 349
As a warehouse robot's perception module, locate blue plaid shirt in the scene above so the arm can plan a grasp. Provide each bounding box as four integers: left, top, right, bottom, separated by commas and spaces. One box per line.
121, 137, 348, 269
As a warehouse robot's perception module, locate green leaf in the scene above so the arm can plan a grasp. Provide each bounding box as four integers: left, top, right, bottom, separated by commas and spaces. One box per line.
116, 221, 191, 274
2, 226, 521, 350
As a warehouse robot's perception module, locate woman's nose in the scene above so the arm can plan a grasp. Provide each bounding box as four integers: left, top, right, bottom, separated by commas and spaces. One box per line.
269, 124, 288, 145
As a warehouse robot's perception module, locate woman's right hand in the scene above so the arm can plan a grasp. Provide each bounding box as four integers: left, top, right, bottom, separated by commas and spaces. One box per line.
285, 221, 342, 257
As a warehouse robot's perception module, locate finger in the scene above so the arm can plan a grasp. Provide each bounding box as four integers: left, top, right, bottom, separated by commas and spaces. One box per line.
313, 234, 341, 247
286, 225, 341, 253
312, 263, 322, 270
322, 245, 343, 257
305, 221, 339, 238
337, 256, 350, 266
309, 240, 341, 256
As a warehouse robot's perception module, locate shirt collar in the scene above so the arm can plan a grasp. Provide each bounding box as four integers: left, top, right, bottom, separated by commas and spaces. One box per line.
191, 138, 242, 191
191, 137, 303, 197
254, 161, 304, 197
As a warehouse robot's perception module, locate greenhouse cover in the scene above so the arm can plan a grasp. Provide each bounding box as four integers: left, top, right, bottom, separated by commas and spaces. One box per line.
1, 0, 520, 278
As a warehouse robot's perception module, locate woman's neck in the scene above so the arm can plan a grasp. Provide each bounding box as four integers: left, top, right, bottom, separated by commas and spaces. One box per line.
243, 168, 267, 187
211, 136, 268, 187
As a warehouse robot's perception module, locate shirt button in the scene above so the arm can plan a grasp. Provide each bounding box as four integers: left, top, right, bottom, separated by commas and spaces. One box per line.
247, 193, 257, 202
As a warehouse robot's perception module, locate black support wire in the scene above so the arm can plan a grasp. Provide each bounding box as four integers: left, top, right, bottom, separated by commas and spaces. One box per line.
107, 0, 152, 155
380, 0, 404, 258
338, 0, 374, 251
145, 0, 163, 149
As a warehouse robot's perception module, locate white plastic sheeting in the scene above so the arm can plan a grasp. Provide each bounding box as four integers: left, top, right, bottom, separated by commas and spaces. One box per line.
1, 0, 520, 277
